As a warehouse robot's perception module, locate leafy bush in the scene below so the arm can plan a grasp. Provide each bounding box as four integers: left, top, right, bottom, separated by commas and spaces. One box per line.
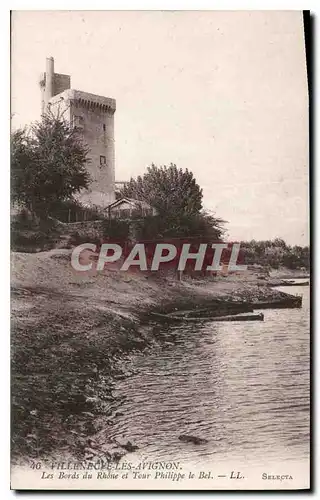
101, 219, 130, 241
11, 213, 61, 252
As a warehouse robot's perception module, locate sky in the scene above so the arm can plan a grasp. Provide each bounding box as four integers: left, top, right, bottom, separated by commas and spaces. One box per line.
11, 10, 309, 245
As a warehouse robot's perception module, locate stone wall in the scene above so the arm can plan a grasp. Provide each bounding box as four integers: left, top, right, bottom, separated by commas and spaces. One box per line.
57, 219, 143, 245
58, 220, 106, 241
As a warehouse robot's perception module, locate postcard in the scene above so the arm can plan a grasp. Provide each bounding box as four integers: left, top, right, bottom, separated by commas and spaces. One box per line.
11, 10, 310, 490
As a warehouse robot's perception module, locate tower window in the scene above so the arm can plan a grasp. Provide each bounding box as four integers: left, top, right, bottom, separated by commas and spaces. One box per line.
103, 124, 106, 131
72, 115, 84, 130
100, 155, 106, 166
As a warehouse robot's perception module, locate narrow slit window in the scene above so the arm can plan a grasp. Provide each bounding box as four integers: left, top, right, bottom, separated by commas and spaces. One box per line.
73, 115, 84, 130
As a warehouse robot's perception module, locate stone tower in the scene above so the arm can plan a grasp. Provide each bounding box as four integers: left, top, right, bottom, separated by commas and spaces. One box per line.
39, 57, 116, 207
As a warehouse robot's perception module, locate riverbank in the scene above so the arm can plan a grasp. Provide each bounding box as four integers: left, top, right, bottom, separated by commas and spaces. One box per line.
11, 249, 306, 463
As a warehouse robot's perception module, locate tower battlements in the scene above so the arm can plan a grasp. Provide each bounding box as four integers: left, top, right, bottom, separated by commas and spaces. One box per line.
49, 89, 116, 114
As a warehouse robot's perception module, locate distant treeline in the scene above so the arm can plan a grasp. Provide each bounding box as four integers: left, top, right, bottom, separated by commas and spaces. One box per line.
240, 238, 310, 270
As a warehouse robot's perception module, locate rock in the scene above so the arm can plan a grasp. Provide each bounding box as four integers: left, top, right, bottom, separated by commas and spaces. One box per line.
112, 450, 126, 462
121, 440, 139, 452
115, 437, 139, 452
178, 435, 208, 445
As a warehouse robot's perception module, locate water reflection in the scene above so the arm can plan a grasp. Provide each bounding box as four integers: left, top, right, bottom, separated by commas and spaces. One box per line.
109, 284, 309, 467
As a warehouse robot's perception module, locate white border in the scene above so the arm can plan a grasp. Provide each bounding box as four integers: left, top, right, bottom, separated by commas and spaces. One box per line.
5, 1, 320, 10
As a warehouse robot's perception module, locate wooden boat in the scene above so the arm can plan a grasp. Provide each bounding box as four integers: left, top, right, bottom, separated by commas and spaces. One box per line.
166, 303, 253, 318
279, 280, 309, 286
252, 296, 302, 309
268, 280, 309, 287
209, 312, 264, 322
150, 311, 264, 322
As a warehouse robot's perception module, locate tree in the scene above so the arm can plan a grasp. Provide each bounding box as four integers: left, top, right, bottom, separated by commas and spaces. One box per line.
11, 112, 91, 216
11, 128, 34, 208
120, 163, 203, 217
120, 163, 225, 241
240, 238, 310, 270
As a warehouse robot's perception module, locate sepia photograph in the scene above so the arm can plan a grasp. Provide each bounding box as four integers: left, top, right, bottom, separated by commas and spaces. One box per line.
10, 9, 310, 490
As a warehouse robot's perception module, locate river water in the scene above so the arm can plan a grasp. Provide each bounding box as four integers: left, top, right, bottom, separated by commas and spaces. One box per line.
110, 281, 310, 469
